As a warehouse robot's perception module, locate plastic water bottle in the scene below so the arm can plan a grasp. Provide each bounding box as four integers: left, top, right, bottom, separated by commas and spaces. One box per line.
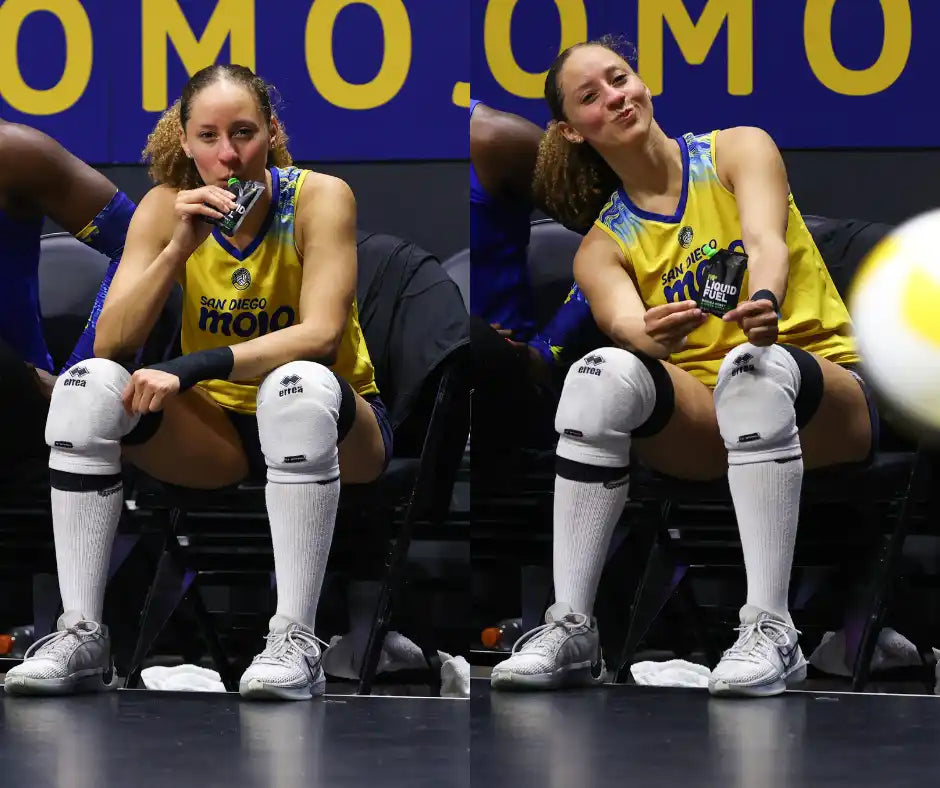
481, 618, 524, 651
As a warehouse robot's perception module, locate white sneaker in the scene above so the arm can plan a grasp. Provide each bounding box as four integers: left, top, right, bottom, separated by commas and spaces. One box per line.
3, 610, 117, 696
709, 605, 807, 697
239, 615, 327, 701
490, 602, 606, 691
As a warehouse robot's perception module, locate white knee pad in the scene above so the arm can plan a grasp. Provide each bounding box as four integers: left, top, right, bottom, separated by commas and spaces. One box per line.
46, 358, 140, 475
257, 361, 343, 484
714, 343, 802, 466
555, 348, 657, 467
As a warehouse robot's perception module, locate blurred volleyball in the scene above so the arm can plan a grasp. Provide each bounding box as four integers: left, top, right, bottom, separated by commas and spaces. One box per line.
849, 209, 940, 436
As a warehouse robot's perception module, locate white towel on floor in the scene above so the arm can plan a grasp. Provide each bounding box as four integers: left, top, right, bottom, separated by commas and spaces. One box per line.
322, 631, 427, 680
438, 651, 470, 698
140, 664, 226, 692
808, 628, 921, 677
630, 659, 711, 688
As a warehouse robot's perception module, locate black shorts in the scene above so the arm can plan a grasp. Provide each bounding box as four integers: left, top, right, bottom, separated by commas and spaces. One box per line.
840, 363, 880, 467
225, 393, 395, 482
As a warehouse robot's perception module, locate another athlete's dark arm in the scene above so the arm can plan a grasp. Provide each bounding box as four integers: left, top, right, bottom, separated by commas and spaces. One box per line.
0, 123, 117, 232
470, 104, 543, 207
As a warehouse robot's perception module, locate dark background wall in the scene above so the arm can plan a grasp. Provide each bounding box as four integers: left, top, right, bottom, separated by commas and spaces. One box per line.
45, 151, 940, 263
524, 150, 940, 230
45, 160, 470, 262
782, 150, 940, 226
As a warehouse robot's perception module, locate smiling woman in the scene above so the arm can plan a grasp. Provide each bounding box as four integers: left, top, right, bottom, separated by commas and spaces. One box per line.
490, 33, 877, 700
4, 63, 394, 704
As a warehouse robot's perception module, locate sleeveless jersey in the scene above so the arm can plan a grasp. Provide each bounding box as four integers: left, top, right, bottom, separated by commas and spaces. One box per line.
179, 166, 378, 413
595, 129, 857, 388
0, 208, 53, 372
470, 98, 538, 339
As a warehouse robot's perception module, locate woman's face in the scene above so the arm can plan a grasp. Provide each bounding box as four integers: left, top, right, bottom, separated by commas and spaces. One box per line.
179, 80, 274, 187
556, 45, 653, 152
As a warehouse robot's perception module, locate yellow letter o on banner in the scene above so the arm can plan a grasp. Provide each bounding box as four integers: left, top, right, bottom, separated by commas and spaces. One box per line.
805, 0, 911, 96
0, 0, 93, 115
484, 0, 588, 98
306, 0, 412, 111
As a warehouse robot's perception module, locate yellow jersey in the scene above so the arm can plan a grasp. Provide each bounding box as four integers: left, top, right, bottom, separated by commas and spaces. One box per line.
179, 166, 378, 413
595, 129, 857, 388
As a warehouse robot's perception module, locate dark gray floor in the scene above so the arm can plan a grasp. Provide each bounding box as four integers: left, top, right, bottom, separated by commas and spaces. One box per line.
471, 679, 940, 787
0, 688, 467, 788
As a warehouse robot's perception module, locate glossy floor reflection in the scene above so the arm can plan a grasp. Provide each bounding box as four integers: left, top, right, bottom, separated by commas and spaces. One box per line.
0, 688, 467, 788
471, 679, 940, 787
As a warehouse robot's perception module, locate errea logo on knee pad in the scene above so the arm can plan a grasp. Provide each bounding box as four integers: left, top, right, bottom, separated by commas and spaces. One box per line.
279, 374, 303, 397
63, 366, 89, 387
731, 353, 755, 376
578, 354, 605, 376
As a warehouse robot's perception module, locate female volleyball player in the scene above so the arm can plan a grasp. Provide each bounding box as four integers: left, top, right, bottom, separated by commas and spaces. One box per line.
490, 36, 876, 697
5, 64, 391, 701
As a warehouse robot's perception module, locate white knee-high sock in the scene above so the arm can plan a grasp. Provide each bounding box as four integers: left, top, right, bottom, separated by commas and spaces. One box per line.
552, 476, 630, 616
51, 484, 123, 623
727, 458, 803, 624
266, 479, 341, 630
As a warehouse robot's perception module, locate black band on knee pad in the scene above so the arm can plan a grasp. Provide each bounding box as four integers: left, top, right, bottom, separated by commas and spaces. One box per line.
631, 352, 675, 438
121, 411, 164, 447
333, 372, 357, 443
556, 456, 630, 484
779, 344, 824, 429
50, 469, 122, 493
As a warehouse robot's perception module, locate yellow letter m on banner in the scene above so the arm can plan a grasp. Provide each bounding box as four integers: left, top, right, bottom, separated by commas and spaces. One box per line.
142, 0, 256, 112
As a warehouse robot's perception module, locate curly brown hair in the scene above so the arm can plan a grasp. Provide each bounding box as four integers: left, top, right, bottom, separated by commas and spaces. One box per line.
142, 64, 292, 189
533, 35, 635, 233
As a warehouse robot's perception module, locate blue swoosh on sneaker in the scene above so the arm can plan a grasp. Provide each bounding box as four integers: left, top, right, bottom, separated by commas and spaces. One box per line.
779, 643, 799, 667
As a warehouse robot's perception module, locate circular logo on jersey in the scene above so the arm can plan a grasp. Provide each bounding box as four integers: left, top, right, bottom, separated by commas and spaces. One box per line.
678, 226, 694, 248
232, 268, 251, 290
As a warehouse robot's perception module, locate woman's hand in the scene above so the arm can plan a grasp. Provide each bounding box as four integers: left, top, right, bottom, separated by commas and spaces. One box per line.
122, 368, 181, 414
723, 298, 779, 346
170, 185, 238, 257
643, 301, 708, 354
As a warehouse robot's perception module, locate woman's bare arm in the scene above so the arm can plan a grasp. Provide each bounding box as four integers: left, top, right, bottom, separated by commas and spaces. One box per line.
574, 227, 673, 359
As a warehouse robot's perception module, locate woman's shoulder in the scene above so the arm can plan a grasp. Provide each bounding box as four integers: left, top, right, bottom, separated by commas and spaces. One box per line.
291, 171, 356, 251
294, 170, 354, 203
129, 183, 178, 228
292, 171, 356, 228
137, 182, 178, 210
712, 126, 777, 152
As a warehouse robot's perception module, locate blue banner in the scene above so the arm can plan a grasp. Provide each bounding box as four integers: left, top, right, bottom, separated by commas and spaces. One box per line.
472, 0, 928, 148
0, 0, 469, 163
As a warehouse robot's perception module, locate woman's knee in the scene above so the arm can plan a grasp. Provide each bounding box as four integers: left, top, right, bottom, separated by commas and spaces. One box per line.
256, 361, 354, 484
713, 343, 805, 466
46, 358, 140, 475
555, 347, 671, 467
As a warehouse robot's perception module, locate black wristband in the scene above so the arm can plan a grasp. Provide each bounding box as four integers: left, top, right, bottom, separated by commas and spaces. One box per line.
751, 289, 780, 314
149, 346, 235, 391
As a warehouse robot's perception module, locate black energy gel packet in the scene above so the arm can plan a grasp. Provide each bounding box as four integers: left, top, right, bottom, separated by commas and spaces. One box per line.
204, 177, 265, 236
696, 247, 748, 317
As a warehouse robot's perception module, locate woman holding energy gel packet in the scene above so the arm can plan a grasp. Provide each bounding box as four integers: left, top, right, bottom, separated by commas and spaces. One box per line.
5, 64, 392, 701
490, 36, 877, 697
